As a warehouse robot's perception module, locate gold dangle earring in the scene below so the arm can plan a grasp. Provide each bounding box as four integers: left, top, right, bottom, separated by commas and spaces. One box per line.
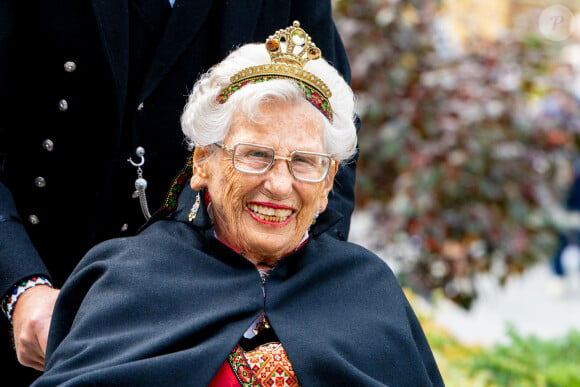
189, 191, 201, 221
311, 210, 320, 225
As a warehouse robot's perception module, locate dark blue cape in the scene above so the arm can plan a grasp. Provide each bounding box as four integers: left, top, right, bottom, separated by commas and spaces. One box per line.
34, 187, 443, 386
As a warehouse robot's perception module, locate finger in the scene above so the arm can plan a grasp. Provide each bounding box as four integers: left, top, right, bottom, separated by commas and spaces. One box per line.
18, 351, 45, 371
27, 359, 44, 371
16, 334, 45, 370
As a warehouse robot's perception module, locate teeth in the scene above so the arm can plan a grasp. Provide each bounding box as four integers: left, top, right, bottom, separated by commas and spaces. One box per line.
248, 204, 293, 222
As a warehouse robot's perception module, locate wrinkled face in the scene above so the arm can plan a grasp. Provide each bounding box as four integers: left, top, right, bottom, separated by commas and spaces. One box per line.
190, 101, 336, 268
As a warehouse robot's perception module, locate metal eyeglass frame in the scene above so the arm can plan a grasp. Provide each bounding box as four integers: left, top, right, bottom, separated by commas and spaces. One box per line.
214, 142, 335, 183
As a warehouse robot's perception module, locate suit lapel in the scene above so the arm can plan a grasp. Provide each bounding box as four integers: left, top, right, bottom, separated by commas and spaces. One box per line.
90, 0, 130, 118
89, 0, 269, 110
140, 0, 264, 102
138, 0, 215, 101
216, 0, 264, 56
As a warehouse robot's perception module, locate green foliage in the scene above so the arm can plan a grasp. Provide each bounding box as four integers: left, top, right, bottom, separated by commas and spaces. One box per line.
405, 288, 580, 386
467, 327, 580, 387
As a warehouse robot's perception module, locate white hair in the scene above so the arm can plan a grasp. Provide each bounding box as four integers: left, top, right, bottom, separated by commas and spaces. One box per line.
180, 43, 357, 162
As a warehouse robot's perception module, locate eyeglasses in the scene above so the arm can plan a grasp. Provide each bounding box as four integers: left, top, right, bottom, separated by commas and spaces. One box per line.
215, 142, 334, 183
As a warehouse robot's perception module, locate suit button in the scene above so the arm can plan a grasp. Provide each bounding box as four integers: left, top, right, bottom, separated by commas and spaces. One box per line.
64, 61, 77, 72
28, 215, 40, 225
58, 99, 69, 112
42, 139, 54, 151
137, 102, 144, 111
121, 223, 129, 232
34, 177, 47, 188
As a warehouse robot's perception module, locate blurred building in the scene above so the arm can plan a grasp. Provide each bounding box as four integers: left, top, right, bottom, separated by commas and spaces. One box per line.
438, 0, 579, 48
439, 0, 509, 45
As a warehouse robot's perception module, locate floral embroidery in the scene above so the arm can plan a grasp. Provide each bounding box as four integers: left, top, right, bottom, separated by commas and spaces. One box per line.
226, 343, 301, 386
162, 153, 193, 212
228, 346, 261, 387
217, 78, 332, 122
244, 343, 300, 386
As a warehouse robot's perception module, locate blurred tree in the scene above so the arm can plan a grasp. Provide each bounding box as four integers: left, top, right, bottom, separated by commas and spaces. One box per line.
333, 0, 580, 308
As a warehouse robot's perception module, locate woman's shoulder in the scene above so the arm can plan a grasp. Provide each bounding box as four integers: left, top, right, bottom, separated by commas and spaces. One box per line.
314, 233, 391, 267
78, 219, 203, 270
308, 233, 400, 288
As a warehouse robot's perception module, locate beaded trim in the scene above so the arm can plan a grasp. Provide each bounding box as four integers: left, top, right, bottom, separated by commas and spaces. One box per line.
1, 276, 53, 323
162, 153, 194, 212
217, 77, 333, 122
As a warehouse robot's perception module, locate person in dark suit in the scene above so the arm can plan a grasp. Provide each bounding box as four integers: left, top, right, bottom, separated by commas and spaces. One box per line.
0, 1, 356, 384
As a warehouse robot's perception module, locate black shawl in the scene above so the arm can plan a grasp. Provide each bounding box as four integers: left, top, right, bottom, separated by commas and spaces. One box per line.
34, 187, 443, 386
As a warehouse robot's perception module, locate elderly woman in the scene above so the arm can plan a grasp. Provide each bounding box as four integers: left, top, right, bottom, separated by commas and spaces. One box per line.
33, 22, 443, 386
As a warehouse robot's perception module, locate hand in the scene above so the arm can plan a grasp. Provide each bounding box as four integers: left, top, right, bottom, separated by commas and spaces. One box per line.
12, 286, 60, 370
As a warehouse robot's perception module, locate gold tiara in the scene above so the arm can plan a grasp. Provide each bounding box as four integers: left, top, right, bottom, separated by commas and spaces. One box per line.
217, 21, 333, 121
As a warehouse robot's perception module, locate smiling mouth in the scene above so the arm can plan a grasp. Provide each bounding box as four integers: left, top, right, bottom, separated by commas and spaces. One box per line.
248, 204, 294, 223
